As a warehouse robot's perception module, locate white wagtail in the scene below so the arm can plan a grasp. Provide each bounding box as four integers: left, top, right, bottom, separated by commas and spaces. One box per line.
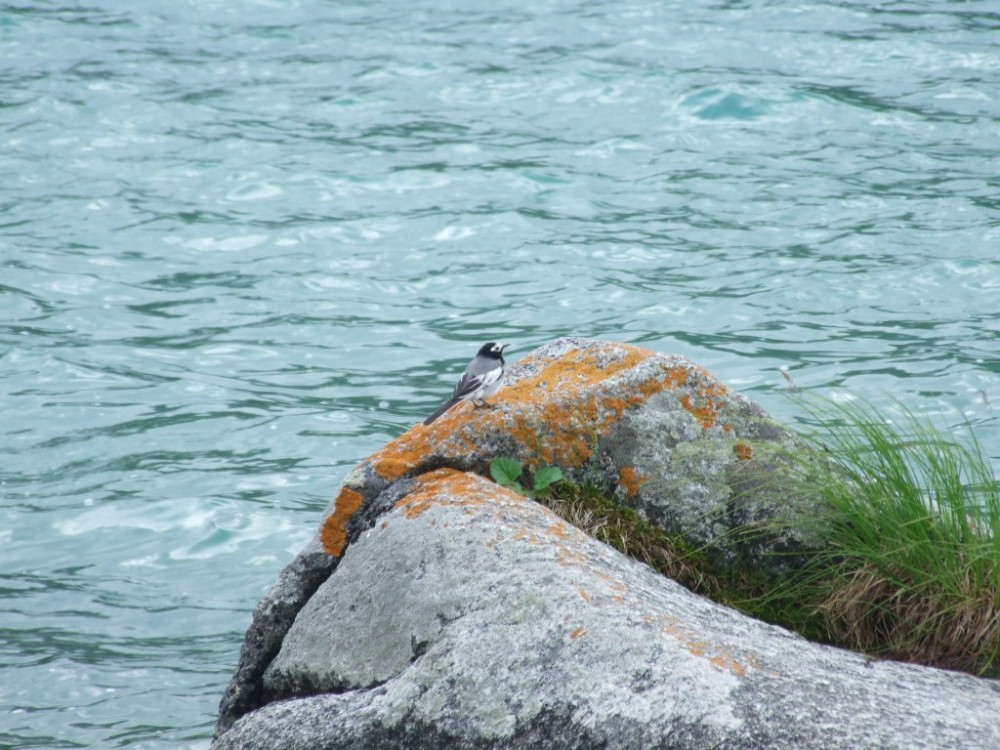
423, 342, 508, 425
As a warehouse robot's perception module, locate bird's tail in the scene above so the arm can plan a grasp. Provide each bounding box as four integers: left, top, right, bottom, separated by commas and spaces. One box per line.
423, 398, 461, 425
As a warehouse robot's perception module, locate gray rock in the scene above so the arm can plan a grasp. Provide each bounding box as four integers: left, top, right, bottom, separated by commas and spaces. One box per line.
214, 471, 1000, 749
214, 537, 337, 734
325, 337, 814, 569
212, 338, 1000, 748
600, 388, 814, 571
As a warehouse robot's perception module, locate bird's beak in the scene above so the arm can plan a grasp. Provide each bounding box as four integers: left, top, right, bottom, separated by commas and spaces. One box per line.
501, 343, 510, 352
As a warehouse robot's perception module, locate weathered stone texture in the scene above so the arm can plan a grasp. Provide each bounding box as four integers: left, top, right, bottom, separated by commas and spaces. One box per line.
212, 339, 1000, 749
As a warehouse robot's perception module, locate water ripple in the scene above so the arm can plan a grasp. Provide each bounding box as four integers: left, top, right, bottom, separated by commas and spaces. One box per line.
2, 1, 999, 748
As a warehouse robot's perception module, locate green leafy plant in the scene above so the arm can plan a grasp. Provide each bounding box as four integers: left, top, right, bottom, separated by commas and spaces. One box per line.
490, 457, 564, 499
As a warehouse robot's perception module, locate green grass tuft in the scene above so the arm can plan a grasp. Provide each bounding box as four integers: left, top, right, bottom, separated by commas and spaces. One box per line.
776, 396, 1000, 673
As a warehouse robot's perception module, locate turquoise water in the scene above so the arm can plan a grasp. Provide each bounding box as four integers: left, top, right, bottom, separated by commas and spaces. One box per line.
2, 1, 999, 747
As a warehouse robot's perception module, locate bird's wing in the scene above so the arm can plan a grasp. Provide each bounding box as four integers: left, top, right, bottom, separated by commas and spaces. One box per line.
452, 366, 500, 400
452, 371, 487, 400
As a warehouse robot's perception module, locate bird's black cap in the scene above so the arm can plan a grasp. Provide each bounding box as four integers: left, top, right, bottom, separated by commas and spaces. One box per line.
478, 342, 508, 359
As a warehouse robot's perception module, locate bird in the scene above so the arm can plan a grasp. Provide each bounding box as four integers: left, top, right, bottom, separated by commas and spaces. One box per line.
423, 342, 508, 425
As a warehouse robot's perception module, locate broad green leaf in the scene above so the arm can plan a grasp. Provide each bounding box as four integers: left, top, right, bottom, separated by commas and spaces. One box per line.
533, 466, 564, 492
490, 457, 523, 487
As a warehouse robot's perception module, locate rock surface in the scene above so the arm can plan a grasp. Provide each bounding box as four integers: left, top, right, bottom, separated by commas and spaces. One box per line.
212, 338, 1000, 749
215, 470, 1000, 750
324, 337, 810, 569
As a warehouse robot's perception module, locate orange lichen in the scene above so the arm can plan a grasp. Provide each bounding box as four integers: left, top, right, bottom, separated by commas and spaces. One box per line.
394, 468, 508, 519
360, 344, 730, 503
734, 442, 753, 461
546, 521, 572, 539
710, 654, 747, 677
676, 374, 731, 431
364, 345, 661, 480
496, 346, 658, 467
657, 615, 750, 678
367, 428, 461, 481
321, 487, 365, 557
618, 466, 645, 497
494, 347, 710, 469
385, 470, 607, 584
554, 546, 588, 568
569, 626, 587, 640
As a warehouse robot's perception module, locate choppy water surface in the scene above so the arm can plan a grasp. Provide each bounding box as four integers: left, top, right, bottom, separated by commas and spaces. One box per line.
2, 1, 998, 746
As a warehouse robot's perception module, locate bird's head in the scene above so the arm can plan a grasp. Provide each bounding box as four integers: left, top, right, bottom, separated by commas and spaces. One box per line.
478, 342, 508, 360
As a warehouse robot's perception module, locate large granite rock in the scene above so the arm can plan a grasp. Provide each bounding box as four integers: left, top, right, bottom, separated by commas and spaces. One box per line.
324, 337, 809, 568
211, 338, 1000, 749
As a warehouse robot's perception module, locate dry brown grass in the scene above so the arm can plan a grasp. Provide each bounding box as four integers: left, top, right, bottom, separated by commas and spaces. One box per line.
815, 562, 1000, 673
539, 485, 727, 602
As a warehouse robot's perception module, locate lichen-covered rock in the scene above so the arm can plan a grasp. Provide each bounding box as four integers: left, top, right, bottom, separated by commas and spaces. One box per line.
213, 338, 1000, 749
214, 470, 1000, 750
215, 338, 819, 738
322, 337, 808, 567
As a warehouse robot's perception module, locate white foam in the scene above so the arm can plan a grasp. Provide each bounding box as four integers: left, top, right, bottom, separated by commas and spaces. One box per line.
185, 235, 268, 252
